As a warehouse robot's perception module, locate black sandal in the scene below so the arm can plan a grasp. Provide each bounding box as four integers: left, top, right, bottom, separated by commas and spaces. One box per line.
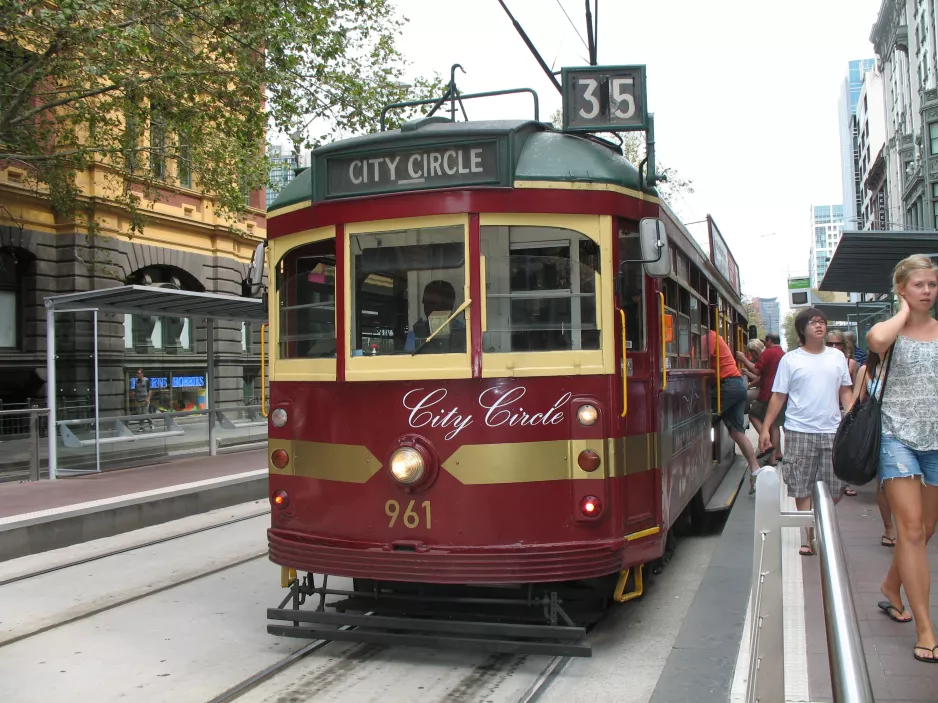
914, 644, 938, 663
878, 600, 912, 623
881, 535, 896, 547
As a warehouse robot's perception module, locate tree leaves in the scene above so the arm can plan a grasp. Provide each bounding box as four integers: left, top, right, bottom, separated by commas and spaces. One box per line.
0, 0, 443, 231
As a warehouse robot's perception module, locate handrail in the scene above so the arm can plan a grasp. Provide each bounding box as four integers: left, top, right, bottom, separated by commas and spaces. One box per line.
0, 407, 49, 417
745, 468, 873, 703
714, 307, 722, 413
814, 481, 875, 702
619, 308, 627, 417
260, 323, 269, 418
659, 292, 667, 391
55, 405, 264, 426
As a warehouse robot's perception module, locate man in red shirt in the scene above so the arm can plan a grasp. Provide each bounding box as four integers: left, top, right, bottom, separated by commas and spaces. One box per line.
737, 333, 785, 465
708, 330, 763, 492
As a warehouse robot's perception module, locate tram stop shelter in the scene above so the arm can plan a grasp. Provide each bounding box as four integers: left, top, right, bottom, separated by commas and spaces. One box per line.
43, 285, 267, 479
820, 229, 938, 294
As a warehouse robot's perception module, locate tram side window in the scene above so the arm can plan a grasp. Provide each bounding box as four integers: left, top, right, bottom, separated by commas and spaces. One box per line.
349, 226, 466, 356
277, 239, 337, 359
481, 226, 599, 353
618, 228, 646, 351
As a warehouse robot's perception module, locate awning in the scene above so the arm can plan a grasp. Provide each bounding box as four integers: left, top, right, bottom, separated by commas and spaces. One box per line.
820, 230, 938, 294
44, 285, 267, 323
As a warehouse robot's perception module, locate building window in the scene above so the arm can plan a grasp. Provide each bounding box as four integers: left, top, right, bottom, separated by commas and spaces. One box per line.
0, 249, 23, 349
150, 103, 166, 179
930, 123, 938, 156
178, 140, 192, 189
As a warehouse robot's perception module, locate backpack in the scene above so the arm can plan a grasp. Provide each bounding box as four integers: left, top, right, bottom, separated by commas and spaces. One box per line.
832, 346, 893, 485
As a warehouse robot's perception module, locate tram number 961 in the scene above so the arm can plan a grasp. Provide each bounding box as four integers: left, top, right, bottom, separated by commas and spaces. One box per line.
385, 499, 432, 529
562, 65, 647, 133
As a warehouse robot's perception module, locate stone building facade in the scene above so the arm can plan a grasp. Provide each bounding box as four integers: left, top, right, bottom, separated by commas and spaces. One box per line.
0, 165, 266, 418
871, 0, 938, 231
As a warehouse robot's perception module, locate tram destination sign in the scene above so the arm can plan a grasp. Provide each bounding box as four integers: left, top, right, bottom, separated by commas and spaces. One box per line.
325, 141, 500, 198
561, 65, 648, 132
707, 215, 741, 296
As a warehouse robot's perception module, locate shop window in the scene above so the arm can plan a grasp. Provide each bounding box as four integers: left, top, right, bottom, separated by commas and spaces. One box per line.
348, 226, 465, 357
618, 227, 646, 351
129, 369, 207, 413
277, 238, 336, 359
482, 225, 599, 353
0, 248, 24, 349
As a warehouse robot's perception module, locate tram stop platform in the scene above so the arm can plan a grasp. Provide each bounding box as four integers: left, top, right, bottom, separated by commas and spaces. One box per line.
0, 449, 266, 562
647, 474, 938, 703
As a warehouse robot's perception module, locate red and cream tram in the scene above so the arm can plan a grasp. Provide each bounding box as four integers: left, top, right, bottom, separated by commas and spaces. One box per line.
256, 85, 750, 656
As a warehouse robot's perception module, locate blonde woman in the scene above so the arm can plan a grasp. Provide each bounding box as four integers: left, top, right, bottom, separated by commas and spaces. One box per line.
867, 255, 938, 663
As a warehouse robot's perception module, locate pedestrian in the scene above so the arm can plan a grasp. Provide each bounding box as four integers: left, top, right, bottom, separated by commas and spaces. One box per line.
866, 254, 938, 663
741, 339, 765, 405
850, 351, 895, 547
737, 333, 785, 466
827, 329, 860, 496
845, 329, 867, 366
758, 308, 854, 555
707, 330, 764, 494
131, 368, 154, 431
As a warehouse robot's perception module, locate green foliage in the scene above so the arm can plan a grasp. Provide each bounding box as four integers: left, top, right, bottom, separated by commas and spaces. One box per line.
742, 296, 765, 339
782, 311, 799, 350
0, 0, 443, 228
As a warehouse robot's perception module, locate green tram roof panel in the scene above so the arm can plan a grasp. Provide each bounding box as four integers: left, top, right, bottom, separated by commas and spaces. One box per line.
267, 119, 653, 212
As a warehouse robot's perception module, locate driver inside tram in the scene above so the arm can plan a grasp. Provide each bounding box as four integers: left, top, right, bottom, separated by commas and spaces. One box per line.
404, 279, 466, 353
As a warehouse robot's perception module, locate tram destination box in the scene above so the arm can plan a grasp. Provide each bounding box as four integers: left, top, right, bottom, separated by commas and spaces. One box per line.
325, 141, 501, 198
561, 65, 648, 132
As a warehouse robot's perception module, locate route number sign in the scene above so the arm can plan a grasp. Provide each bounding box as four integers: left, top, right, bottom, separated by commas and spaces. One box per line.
561, 65, 648, 132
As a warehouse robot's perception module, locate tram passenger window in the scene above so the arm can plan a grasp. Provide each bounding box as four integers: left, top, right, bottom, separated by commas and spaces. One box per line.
481, 226, 599, 353
277, 239, 336, 359
349, 226, 465, 356
618, 228, 645, 351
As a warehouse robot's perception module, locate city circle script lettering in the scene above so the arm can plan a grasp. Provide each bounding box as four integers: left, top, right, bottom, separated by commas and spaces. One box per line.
326, 142, 498, 197
402, 388, 572, 440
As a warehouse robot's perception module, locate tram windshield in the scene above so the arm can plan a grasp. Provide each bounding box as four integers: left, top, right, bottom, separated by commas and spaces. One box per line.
349, 225, 467, 356
481, 226, 600, 353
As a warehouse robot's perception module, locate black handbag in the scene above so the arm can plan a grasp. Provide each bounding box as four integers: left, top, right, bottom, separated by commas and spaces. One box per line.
832, 346, 894, 485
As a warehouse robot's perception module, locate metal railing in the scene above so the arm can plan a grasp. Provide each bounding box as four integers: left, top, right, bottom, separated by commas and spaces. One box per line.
745, 467, 873, 703
0, 406, 49, 481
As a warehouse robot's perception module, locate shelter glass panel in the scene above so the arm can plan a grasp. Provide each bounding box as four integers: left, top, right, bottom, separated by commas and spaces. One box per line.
481, 226, 599, 353
350, 226, 465, 356
277, 238, 337, 359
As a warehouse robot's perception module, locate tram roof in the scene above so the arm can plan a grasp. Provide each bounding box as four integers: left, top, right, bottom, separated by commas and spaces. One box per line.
268, 118, 654, 213
820, 230, 938, 294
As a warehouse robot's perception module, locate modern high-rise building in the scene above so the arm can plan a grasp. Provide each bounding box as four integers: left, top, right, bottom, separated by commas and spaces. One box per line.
839, 59, 877, 229
266, 145, 301, 208
756, 297, 781, 336
809, 204, 845, 288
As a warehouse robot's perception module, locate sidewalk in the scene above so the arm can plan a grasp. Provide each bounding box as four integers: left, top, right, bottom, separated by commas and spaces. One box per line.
804, 480, 938, 702
0, 449, 267, 561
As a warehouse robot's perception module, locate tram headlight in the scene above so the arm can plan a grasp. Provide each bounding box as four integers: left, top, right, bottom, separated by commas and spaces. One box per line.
270, 407, 288, 428
577, 404, 599, 427
389, 447, 425, 486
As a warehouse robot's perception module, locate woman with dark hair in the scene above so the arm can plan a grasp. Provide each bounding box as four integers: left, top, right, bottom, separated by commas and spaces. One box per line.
851, 351, 895, 546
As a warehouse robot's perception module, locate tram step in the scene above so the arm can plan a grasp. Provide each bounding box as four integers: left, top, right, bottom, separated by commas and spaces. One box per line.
705, 457, 748, 512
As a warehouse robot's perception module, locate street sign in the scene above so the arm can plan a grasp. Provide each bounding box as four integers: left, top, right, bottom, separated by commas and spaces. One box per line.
561, 65, 648, 132
788, 276, 811, 307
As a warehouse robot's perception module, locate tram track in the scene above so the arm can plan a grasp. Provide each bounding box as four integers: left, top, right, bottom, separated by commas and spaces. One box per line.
205, 631, 571, 703
0, 509, 270, 587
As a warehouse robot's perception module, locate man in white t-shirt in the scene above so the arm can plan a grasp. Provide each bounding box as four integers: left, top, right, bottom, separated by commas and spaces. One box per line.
759, 308, 853, 556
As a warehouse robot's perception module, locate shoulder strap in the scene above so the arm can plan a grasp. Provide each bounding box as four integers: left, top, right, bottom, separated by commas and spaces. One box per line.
876, 344, 895, 401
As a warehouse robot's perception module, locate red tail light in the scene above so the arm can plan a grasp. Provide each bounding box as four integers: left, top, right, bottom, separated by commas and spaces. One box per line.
271, 449, 289, 469
271, 489, 289, 508
580, 495, 602, 517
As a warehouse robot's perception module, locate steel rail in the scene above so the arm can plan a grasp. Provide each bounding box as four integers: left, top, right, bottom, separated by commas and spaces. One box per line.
0, 509, 269, 588
813, 481, 875, 702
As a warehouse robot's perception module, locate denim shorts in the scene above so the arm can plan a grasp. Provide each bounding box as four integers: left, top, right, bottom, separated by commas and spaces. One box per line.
879, 435, 938, 487
711, 377, 747, 434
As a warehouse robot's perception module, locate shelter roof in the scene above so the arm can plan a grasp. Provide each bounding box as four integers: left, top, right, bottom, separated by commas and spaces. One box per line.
44, 285, 266, 323
820, 230, 938, 294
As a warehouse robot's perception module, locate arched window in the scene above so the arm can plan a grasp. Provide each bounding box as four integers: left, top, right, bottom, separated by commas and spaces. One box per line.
124, 265, 204, 352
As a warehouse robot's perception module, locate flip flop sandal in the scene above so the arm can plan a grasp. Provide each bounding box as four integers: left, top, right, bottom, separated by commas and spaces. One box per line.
878, 600, 912, 623
914, 644, 938, 663
756, 446, 775, 462
845, 488, 858, 496
881, 535, 897, 547
799, 544, 815, 556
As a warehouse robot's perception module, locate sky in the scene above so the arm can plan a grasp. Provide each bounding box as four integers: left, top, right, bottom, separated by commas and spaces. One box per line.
387, 0, 885, 320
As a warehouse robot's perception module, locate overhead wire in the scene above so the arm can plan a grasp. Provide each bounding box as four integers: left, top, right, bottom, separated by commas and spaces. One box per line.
553, 0, 590, 52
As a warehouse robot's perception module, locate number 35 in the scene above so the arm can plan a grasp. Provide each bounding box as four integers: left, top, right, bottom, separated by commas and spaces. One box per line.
385, 499, 431, 529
